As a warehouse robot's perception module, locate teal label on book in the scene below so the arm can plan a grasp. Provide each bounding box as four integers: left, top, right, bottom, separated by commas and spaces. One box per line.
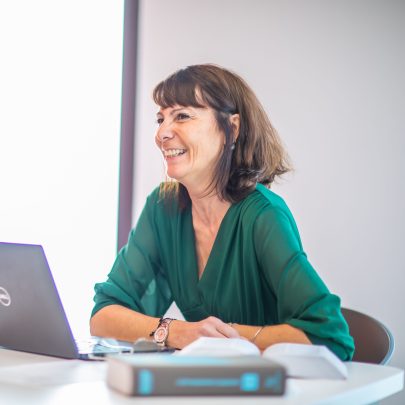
240, 373, 259, 391
264, 371, 283, 389
176, 377, 240, 387
138, 369, 154, 395
175, 373, 260, 392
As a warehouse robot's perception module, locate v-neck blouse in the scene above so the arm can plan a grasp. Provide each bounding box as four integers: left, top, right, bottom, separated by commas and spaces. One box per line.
92, 184, 354, 360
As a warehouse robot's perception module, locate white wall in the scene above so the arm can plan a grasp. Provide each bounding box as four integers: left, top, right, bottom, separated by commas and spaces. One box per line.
0, 0, 123, 337
134, 1, 405, 403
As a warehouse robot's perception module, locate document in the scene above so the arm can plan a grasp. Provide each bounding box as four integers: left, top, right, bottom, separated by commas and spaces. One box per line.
177, 337, 348, 380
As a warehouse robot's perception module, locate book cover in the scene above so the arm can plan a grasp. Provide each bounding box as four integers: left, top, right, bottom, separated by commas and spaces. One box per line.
107, 353, 286, 396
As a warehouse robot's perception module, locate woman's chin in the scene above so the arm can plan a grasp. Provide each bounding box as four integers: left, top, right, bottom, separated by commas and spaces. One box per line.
165, 170, 183, 182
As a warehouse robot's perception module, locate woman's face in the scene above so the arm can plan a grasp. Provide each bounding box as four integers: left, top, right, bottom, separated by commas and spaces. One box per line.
155, 104, 224, 191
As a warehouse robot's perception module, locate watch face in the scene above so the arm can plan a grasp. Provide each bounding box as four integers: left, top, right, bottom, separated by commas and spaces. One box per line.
154, 326, 168, 343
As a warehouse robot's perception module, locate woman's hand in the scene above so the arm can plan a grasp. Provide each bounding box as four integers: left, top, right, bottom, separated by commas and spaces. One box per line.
167, 316, 240, 349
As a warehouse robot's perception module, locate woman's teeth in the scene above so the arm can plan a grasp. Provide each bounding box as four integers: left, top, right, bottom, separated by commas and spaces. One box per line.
164, 149, 186, 157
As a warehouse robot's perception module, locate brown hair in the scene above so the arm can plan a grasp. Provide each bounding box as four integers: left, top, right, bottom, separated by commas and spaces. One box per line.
153, 64, 291, 205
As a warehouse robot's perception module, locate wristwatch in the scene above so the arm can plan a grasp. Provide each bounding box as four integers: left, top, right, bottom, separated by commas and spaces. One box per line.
150, 317, 176, 347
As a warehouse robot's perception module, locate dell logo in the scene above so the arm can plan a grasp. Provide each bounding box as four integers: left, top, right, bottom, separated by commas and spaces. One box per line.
0, 286, 11, 307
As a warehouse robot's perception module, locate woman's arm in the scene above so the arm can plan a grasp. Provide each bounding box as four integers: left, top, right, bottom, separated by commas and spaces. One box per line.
90, 305, 239, 348
230, 323, 311, 351
90, 304, 160, 342
91, 190, 172, 337
253, 205, 354, 360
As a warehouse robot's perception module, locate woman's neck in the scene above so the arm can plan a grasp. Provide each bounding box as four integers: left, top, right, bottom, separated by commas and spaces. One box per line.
188, 189, 231, 228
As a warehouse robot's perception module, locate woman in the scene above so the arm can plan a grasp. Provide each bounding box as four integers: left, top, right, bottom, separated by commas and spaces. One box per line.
90, 64, 354, 360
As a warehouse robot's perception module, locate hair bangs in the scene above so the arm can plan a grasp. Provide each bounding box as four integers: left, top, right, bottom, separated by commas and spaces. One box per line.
153, 69, 206, 109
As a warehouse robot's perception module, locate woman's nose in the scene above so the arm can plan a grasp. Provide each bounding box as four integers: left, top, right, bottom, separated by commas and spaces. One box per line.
156, 122, 174, 144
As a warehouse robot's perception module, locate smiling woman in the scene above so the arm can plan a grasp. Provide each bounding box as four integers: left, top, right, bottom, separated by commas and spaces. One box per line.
90, 64, 355, 361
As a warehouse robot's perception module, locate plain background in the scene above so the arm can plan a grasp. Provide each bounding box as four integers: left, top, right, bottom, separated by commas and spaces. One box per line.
133, 1, 405, 403
0, 1, 123, 337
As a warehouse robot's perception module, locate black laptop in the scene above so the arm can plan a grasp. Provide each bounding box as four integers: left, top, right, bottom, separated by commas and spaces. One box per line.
0, 242, 133, 359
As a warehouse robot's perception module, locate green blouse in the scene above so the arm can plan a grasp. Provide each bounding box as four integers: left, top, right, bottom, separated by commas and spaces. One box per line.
92, 183, 354, 360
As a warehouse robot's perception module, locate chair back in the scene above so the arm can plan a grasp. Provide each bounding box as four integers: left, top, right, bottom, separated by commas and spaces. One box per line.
341, 307, 394, 365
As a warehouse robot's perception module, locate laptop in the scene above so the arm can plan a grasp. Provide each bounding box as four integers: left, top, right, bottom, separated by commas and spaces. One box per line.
0, 242, 134, 360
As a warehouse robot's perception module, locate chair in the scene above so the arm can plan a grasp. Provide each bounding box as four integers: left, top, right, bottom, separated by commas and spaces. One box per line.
341, 307, 394, 365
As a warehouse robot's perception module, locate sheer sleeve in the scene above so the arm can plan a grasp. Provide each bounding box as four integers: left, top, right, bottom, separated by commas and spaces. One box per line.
91, 192, 173, 318
253, 207, 355, 361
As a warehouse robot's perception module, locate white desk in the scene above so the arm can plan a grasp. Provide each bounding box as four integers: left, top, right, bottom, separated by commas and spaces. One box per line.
0, 348, 403, 405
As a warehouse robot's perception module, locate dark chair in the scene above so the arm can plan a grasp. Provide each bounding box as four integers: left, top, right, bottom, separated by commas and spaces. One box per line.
341, 307, 394, 365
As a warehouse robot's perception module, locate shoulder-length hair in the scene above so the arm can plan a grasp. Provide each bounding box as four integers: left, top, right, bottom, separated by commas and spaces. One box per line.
153, 64, 291, 206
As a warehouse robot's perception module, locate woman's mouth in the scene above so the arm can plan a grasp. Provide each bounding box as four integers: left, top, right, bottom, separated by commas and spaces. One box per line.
163, 148, 187, 158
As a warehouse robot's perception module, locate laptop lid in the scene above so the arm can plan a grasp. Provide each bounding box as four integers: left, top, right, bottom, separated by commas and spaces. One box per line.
0, 242, 80, 359
0, 242, 165, 359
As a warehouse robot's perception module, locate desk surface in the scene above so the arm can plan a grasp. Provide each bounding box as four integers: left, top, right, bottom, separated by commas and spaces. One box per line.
0, 348, 403, 405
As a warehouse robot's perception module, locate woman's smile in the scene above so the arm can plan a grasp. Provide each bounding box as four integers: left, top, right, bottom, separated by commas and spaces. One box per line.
162, 148, 187, 159
155, 105, 223, 190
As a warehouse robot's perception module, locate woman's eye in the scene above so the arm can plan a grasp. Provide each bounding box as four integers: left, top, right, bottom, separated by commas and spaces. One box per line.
176, 113, 190, 121
156, 117, 164, 125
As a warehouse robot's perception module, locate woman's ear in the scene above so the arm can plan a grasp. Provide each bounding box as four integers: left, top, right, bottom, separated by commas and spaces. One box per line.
230, 113, 240, 141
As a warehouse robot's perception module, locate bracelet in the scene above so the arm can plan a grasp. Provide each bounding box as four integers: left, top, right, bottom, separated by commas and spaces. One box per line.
250, 326, 265, 342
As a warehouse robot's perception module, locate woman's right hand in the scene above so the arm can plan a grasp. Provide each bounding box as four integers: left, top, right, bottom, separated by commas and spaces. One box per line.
167, 316, 240, 349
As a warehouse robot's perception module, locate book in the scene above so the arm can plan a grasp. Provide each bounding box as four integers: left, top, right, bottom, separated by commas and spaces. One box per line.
177, 337, 348, 380
106, 353, 286, 396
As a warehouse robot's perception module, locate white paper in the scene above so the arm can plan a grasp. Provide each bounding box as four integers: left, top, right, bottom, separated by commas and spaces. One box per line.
177, 338, 347, 380
177, 337, 261, 357
263, 343, 348, 379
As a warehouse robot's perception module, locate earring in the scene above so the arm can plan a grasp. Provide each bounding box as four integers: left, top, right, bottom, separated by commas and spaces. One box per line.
230, 142, 236, 150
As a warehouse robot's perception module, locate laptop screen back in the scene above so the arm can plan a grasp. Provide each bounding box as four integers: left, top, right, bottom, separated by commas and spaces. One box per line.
0, 242, 79, 358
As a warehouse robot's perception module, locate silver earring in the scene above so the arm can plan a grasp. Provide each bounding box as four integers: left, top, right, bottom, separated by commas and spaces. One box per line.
230, 142, 235, 150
